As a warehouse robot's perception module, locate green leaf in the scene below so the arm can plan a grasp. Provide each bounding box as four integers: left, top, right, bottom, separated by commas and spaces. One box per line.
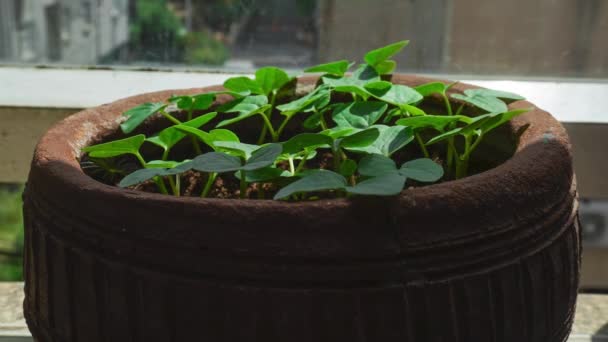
83, 134, 146, 158
358, 154, 398, 177
331, 101, 387, 129
464, 88, 524, 101
399, 158, 443, 182
235, 167, 290, 182
243, 144, 282, 171
218, 95, 268, 114
255, 67, 291, 95
282, 133, 333, 155
213, 141, 259, 159
216, 95, 271, 128
365, 82, 423, 106
451, 93, 508, 113
173, 125, 214, 147
223, 76, 263, 95
364, 40, 409, 67
339, 127, 380, 148
425, 114, 495, 145
338, 159, 358, 177
346, 173, 406, 196
373, 60, 397, 75
273, 169, 347, 200
148, 112, 217, 151
209, 129, 240, 143
304, 60, 352, 76
322, 64, 380, 99
169, 93, 216, 111
118, 168, 167, 188
191, 152, 243, 173
120, 102, 167, 134
414, 82, 448, 97
477, 109, 530, 135
145, 160, 180, 168
346, 125, 413, 156
396, 115, 469, 132
276, 85, 331, 114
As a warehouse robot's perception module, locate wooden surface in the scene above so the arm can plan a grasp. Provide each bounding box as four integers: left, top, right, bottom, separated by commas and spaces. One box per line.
0, 282, 606, 341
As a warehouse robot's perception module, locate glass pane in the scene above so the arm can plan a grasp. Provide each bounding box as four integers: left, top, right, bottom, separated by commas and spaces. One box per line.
0, 0, 606, 77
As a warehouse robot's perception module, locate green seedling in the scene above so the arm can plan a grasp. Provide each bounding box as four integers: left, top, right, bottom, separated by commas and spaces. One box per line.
191, 143, 283, 198
82, 39, 527, 201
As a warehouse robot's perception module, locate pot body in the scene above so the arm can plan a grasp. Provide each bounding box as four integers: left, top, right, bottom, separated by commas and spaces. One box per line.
23, 75, 580, 342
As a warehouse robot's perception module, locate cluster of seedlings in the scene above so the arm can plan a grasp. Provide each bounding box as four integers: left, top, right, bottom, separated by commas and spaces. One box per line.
81, 40, 528, 201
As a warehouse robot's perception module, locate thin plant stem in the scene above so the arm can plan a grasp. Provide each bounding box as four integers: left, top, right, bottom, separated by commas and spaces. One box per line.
257, 112, 278, 142
319, 109, 329, 130
175, 175, 181, 197
257, 92, 277, 144
415, 133, 430, 158
159, 109, 182, 125
153, 177, 169, 195
201, 173, 216, 198
161, 149, 169, 161
294, 152, 309, 174
288, 157, 296, 175
135, 153, 147, 167
333, 147, 341, 171
168, 176, 178, 196
239, 170, 247, 199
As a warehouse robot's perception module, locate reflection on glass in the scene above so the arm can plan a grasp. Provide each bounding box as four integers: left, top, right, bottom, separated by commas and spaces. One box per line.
0, 0, 606, 77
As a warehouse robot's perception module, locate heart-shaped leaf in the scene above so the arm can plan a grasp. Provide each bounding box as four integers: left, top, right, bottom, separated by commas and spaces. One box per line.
83, 134, 146, 158
243, 144, 283, 171
148, 112, 217, 151
332, 101, 387, 128
396, 115, 470, 132
358, 154, 398, 177
451, 93, 508, 113
255, 67, 291, 95
338, 159, 358, 177
322, 64, 380, 99
339, 127, 380, 149
273, 169, 347, 200
365, 82, 423, 107
223, 76, 264, 95
346, 173, 406, 195
464, 88, 524, 101
277, 85, 331, 114
414, 82, 449, 97
191, 152, 243, 173
373, 60, 397, 75
235, 167, 290, 182
399, 158, 443, 182
216, 95, 271, 128
304, 60, 352, 76
364, 40, 409, 68
214, 141, 259, 159
169, 93, 216, 111
477, 109, 530, 135
345, 125, 413, 156
282, 133, 333, 155
119, 168, 167, 188
120, 102, 167, 134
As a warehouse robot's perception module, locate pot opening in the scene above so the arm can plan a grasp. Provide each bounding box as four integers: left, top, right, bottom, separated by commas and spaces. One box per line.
79, 91, 519, 199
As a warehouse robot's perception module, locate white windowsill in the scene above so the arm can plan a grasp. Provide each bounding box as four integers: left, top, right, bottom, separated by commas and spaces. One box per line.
1, 66, 607, 124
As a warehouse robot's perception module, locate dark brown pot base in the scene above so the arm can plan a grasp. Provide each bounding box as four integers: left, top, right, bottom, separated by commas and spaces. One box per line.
23, 75, 580, 342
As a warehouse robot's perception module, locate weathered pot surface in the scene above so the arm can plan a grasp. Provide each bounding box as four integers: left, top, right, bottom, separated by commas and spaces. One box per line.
23, 75, 580, 342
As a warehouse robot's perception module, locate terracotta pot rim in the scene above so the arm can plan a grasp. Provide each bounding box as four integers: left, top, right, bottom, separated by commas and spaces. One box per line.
32, 74, 568, 206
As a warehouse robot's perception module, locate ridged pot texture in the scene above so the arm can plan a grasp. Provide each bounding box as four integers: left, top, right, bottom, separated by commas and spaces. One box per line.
23, 75, 580, 342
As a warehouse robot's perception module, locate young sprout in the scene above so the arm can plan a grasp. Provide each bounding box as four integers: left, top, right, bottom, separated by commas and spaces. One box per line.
82, 39, 528, 201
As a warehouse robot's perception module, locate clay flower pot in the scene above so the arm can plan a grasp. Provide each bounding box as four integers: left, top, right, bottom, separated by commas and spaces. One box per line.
23, 75, 580, 342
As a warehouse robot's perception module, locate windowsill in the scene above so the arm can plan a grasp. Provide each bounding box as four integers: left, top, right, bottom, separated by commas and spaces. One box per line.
1, 66, 607, 124
0, 282, 606, 341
